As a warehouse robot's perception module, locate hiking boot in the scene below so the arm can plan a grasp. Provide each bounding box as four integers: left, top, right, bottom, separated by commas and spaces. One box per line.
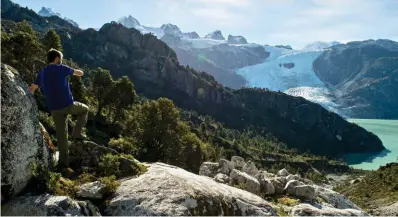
59, 167, 77, 179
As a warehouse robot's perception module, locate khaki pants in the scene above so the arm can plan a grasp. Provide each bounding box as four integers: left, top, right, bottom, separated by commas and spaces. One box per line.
51, 102, 88, 168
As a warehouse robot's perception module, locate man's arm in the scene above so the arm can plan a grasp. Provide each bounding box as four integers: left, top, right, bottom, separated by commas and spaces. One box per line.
28, 84, 39, 94
73, 69, 84, 77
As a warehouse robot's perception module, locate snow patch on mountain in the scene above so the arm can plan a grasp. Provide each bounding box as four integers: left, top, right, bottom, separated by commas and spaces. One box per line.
301, 41, 341, 51
284, 87, 341, 114
37, 7, 79, 27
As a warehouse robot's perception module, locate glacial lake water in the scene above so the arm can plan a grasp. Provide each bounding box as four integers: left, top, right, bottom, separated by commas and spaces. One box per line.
344, 119, 398, 170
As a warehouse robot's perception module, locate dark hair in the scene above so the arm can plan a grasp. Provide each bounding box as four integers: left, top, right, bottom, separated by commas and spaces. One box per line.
47, 48, 63, 63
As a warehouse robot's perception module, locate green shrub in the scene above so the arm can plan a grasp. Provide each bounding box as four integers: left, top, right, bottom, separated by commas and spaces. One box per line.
99, 153, 121, 177
108, 137, 136, 154
99, 175, 120, 197
99, 153, 148, 178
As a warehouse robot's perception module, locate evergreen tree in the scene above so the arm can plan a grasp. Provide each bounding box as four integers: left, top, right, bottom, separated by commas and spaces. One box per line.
109, 76, 137, 124
90, 68, 115, 116
43, 29, 63, 51
1, 21, 43, 83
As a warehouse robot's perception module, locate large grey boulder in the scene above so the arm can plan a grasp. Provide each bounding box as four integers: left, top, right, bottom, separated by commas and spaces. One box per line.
371, 202, 398, 216
231, 156, 245, 170
213, 173, 230, 184
1, 194, 101, 216
255, 171, 275, 195
77, 181, 106, 199
291, 203, 368, 216
242, 161, 259, 177
270, 177, 287, 194
314, 186, 361, 210
1, 64, 52, 199
198, 162, 219, 177
218, 159, 234, 175
229, 169, 261, 195
255, 170, 276, 180
286, 174, 301, 182
105, 163, 276, 216
277, 168, 290, 177
284, 180, 305, 195
294, 185, 316, 200
285, 180, 315, 200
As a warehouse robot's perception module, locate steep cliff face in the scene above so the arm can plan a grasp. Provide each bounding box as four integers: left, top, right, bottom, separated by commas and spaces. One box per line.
1, 64, 53, 200
313, 40, 398, 118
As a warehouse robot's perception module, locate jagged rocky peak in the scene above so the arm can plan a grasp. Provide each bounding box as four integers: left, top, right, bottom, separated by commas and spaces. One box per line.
37, 7, 79, 27
183, 31, 200, 39
38, 7, 61, 17
118, 15, 141, 28
275, 45, 293, 50
160, 23, 183, 38
227, 35, 248, 44
205, 30, 225, 40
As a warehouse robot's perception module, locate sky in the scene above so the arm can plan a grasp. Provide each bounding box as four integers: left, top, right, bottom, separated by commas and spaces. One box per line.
12, 0, 398, 49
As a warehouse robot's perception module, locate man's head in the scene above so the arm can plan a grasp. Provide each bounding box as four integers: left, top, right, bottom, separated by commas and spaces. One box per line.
47, 48, 63, 64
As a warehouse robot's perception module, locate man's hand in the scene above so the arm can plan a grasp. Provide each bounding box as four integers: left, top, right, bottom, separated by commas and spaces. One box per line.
73, 69, 84, 77
28, 84, 38, 94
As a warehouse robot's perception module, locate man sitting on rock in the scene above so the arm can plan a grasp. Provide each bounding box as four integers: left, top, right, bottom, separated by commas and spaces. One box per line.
29, 48, 88, 170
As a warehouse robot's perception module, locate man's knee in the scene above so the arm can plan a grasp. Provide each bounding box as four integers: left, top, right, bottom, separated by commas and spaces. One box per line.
74, 101, 89, 114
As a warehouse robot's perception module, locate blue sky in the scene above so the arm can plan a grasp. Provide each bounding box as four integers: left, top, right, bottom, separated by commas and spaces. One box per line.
12, 0, 398, 49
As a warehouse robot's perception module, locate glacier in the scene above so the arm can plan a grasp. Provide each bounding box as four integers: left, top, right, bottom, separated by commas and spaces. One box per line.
236, 45, 344, 115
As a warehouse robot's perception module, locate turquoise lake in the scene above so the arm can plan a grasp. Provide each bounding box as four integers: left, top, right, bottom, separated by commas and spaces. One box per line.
345, 119, 398, 170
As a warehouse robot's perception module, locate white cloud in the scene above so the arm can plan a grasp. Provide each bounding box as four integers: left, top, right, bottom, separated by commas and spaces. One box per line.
191, 7, 243, 26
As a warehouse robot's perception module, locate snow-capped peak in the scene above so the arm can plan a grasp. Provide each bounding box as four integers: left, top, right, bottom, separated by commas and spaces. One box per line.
118, 15, 141, 28
227, 35, 247, 44
37, 7, 79, 27
160, 23, 183, 38
183, 32, 200, 39
205, 30, 225, 40
38, 7, 61, 17
301, 41, 340, 51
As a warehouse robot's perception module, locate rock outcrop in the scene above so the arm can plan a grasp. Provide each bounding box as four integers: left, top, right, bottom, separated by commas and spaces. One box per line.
205, 30, 225, 40
218, 159, 234, 175
198, 162, 219, 177
229, 169, 261, 194
183, 31, 200, 39
242, 160, 258, 177
291, 203, 368, 216
314, 186, 360, 210
227, 35, 248, 44
1, 194, 101, 216
105, 163, 276, 216
1, 64, 53, 200
231, 156, 246, 170
77, 181, 106, 199
214, 173, 230, 184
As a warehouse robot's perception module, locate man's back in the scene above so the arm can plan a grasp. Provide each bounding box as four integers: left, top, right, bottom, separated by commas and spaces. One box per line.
34, 64, 74, 111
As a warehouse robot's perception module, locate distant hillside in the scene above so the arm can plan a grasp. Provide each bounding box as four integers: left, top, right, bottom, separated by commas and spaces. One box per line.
334, 163, 398, 215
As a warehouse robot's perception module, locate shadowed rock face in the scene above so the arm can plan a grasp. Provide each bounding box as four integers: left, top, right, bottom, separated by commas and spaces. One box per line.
313, 39, 398, 119
1, 194, 101, 216
228, 35, 248, 44
1, 64, 52, 200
